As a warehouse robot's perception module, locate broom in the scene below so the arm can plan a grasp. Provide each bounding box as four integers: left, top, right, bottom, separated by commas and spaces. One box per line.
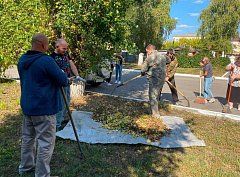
222, 81, 233, 113
194, 70, 206, 104
60, 87, 84, 159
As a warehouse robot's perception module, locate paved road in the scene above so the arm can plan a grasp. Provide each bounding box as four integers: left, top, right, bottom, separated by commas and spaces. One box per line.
87, 69, 240, 115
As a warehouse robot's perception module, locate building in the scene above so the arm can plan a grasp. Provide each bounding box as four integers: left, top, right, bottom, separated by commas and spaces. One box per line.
173, 34, 201, 42
231, 36, 240, 55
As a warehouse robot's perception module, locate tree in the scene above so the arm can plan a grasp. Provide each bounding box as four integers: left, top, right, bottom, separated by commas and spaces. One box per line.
125, 0, 177, 52
0, 0, 51, 77
43, 0, 132, 76
198, 0, 240, 53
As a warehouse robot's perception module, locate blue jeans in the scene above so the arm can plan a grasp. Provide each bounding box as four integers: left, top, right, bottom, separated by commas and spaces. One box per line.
56, 86, 70, 129
203, 77, 213, 99
115, 64, 122, 82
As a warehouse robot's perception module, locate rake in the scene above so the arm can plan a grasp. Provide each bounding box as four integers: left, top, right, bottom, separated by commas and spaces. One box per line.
110, 74, 142, 95
60, 87, 84, 159
165, 80, 190, 107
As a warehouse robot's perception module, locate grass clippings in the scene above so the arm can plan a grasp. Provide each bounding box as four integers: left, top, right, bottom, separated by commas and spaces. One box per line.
71, 94, 168, 141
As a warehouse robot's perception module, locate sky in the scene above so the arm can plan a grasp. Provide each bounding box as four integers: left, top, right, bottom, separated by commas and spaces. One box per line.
169, 0, 210, 40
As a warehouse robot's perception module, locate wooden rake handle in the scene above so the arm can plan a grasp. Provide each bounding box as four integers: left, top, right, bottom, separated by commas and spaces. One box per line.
165, 80, 190, 107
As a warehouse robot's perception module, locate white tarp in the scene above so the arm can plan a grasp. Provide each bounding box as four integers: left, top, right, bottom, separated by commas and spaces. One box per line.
56, 111, 206, 148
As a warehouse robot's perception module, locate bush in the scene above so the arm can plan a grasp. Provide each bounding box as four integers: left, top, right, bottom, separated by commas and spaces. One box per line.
177, 50, 229, 68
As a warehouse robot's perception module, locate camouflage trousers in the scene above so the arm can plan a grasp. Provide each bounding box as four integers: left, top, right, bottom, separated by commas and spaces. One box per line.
148, 78, 165, 117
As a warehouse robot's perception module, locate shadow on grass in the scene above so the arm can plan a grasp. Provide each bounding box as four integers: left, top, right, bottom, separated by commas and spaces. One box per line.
0, 113, 22, 177
0, 78, 16, 83
52, 139, 185, 177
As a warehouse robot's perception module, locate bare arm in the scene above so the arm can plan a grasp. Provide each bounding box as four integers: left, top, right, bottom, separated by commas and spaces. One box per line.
202, 70, 208, 76
69, 60, 79, 76
226, 64, 234, 71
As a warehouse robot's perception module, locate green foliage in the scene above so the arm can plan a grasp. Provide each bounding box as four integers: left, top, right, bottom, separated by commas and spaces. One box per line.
125, 0, 177, 52
0, 0, 176, 76
44, 0, 131, 76
0, 0, 51, 76
163, 38, 203, 50
177, 49, 230, 68
198, 0, 240, 52
211, 57, 230, 68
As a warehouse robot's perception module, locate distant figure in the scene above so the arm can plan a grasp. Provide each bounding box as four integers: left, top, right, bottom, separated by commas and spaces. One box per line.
114, 53, 124, 84
51, 38, 85, 131
106, 60, 114, 86
18, 33, 69, 176
141, 44, 166, 118
165, 49, 179, 105
200, 57, 215, 103
138, 53, 144, 66
225, 56, 240, 110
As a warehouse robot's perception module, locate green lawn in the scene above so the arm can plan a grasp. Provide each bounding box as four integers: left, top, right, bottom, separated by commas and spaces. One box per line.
0, 82, 239, 177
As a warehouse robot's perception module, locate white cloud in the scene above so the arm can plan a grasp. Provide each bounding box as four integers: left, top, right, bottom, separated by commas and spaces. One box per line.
177, 24, 194, 28
173, 30, 183, 33
174, 17, 179, 20
193, 0, 204, 4
188, 13, 200, 17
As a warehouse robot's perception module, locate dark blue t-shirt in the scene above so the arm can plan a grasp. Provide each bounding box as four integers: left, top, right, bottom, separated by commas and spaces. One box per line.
51, 52, 72, 77
203, 63, 213, 78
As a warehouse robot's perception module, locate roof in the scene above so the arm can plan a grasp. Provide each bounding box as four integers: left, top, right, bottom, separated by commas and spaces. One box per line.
173, 34, 200, 38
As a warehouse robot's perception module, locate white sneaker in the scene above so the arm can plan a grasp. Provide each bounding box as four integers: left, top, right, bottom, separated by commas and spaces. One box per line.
208, 98, 215, 103
107, 83, 112, 86
118, 81, 122, 84
115, 80, 118, 84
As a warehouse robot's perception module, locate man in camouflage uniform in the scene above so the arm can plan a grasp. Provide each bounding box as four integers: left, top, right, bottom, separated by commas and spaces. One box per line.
141, 44, 166, 118
165, 49, 179, 104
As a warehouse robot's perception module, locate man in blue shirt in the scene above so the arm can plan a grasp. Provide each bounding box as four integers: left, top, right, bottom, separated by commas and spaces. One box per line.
18, 33, 69, 177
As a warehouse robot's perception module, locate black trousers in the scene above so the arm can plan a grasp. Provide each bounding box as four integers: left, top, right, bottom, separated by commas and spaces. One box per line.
160, 75, 179, 102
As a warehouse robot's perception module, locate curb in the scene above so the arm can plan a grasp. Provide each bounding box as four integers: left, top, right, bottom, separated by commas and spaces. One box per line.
85, 91, 240, 122
122, 69, 228, 81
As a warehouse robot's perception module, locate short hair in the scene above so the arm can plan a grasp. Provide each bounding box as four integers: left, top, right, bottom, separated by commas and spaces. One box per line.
236, 55, 240, 62
55, 38, 68, 47
31, 33, 48, 45
146, 44, 156, 51
203, 57, 210, 63
167, 48, 175, 54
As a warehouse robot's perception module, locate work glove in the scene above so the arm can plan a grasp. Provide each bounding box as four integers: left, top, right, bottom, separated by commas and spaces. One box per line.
141, 72, 146, 76
75, 76, 86, 83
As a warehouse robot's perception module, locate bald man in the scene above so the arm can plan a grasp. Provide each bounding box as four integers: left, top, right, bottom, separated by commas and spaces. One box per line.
51, 39, 84, 130
18, 33, 69, 176
141, 44, 166, 118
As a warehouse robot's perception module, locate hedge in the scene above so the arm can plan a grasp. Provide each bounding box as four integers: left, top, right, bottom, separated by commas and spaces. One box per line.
177, 52, 230, 68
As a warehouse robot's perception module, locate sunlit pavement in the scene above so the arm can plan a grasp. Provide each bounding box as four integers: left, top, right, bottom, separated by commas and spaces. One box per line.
87, 69, 240, 116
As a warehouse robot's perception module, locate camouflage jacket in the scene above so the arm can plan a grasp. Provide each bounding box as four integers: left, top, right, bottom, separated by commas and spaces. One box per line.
166, 57, 178, 78
141, 50, 166, 79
